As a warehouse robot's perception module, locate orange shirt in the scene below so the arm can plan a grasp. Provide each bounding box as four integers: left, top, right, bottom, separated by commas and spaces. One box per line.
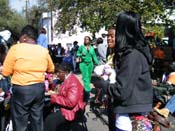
2, 43, 54, 86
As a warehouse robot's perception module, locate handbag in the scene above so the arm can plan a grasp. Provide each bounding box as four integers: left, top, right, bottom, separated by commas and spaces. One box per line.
148, 111, 170, 128
131, 115, 153, 131
76, 45, 83, 63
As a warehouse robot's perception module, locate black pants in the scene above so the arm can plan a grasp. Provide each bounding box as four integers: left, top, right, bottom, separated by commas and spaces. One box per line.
94, 78, 115, 131
44, 111, 66, 131
0, 102, 5, 131
11, 83, 45, 131
108, 99, 115, 131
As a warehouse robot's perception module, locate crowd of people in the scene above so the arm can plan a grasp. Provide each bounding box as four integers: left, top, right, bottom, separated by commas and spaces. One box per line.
0, 10, 175, 131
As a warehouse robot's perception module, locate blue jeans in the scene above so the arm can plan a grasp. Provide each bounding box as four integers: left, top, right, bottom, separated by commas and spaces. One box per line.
165, 94, 175, 113
0, 76, 10, 93
72, 56, 77, 72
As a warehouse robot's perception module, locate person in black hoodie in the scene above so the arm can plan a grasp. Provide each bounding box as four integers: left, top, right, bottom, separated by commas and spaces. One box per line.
102, 11, 153, 131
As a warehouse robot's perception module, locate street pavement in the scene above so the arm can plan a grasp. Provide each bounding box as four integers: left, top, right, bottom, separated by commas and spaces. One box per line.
75, 74, 175, 131
75, 74, 109, 131
84, 104, 108, 131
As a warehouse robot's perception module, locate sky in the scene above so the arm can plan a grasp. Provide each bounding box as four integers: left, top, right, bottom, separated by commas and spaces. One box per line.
9, 0, 38, 13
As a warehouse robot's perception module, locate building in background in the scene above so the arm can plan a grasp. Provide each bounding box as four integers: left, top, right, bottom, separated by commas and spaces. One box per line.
38, 10, 107, 48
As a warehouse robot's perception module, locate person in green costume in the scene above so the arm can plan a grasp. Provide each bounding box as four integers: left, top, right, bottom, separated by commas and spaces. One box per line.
76, 36, 99, 102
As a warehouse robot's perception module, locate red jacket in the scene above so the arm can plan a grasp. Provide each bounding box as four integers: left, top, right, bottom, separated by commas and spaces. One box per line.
50, 73, 86, 121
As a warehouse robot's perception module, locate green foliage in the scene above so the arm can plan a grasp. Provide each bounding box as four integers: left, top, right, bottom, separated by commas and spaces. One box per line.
28, 5, 45, 28
0, 0, 27, 35
0, 0, 9, 15
145, 25, 165, 38
37, 0, 175, 37
30, 0, 59, 29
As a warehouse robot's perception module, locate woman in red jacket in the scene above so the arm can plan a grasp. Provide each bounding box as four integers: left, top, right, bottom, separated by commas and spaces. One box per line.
44, 62, 86, 131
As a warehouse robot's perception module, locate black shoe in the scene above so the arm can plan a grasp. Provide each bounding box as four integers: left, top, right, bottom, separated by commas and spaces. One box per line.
84, 91, 90, 103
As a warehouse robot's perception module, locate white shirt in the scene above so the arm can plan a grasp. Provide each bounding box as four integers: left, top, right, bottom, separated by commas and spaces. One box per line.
115, 114, 132, 131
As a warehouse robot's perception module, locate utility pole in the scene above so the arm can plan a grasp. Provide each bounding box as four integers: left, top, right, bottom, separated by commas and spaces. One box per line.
25, 0, 29, 23
49, 0, 53, 43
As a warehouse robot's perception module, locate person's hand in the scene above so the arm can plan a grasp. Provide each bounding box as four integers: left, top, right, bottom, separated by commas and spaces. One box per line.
82, 53, 86, 56
50, 94, 57, 104
152, 80, 157, 86
45, 90, 56, 96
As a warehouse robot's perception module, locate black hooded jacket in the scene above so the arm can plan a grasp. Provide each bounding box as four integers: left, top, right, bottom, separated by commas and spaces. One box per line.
107, 46, 153, 114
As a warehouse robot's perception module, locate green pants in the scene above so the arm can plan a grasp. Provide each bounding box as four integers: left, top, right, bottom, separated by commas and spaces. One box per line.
79, 62, 94, 92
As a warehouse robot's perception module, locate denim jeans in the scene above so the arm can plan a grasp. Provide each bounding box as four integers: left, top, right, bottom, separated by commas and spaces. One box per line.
0, 76, 10, 93
165, 94, 175, 113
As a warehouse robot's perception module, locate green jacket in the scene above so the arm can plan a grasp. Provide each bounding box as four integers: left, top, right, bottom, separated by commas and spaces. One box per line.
76, 45, 99, 65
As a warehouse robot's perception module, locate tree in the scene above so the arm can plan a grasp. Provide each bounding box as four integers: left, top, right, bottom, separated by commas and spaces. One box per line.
28, 5, 46, 28
37, 0, 175, 38
27, 0, 58, 28
0, 0, 27, 37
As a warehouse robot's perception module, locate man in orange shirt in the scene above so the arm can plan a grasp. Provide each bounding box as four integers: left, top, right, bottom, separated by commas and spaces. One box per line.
2, 25, 54, 131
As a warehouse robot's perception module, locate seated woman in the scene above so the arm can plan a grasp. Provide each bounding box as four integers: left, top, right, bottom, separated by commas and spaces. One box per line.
44, 62, 86, 131
154, 72, 175, 118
